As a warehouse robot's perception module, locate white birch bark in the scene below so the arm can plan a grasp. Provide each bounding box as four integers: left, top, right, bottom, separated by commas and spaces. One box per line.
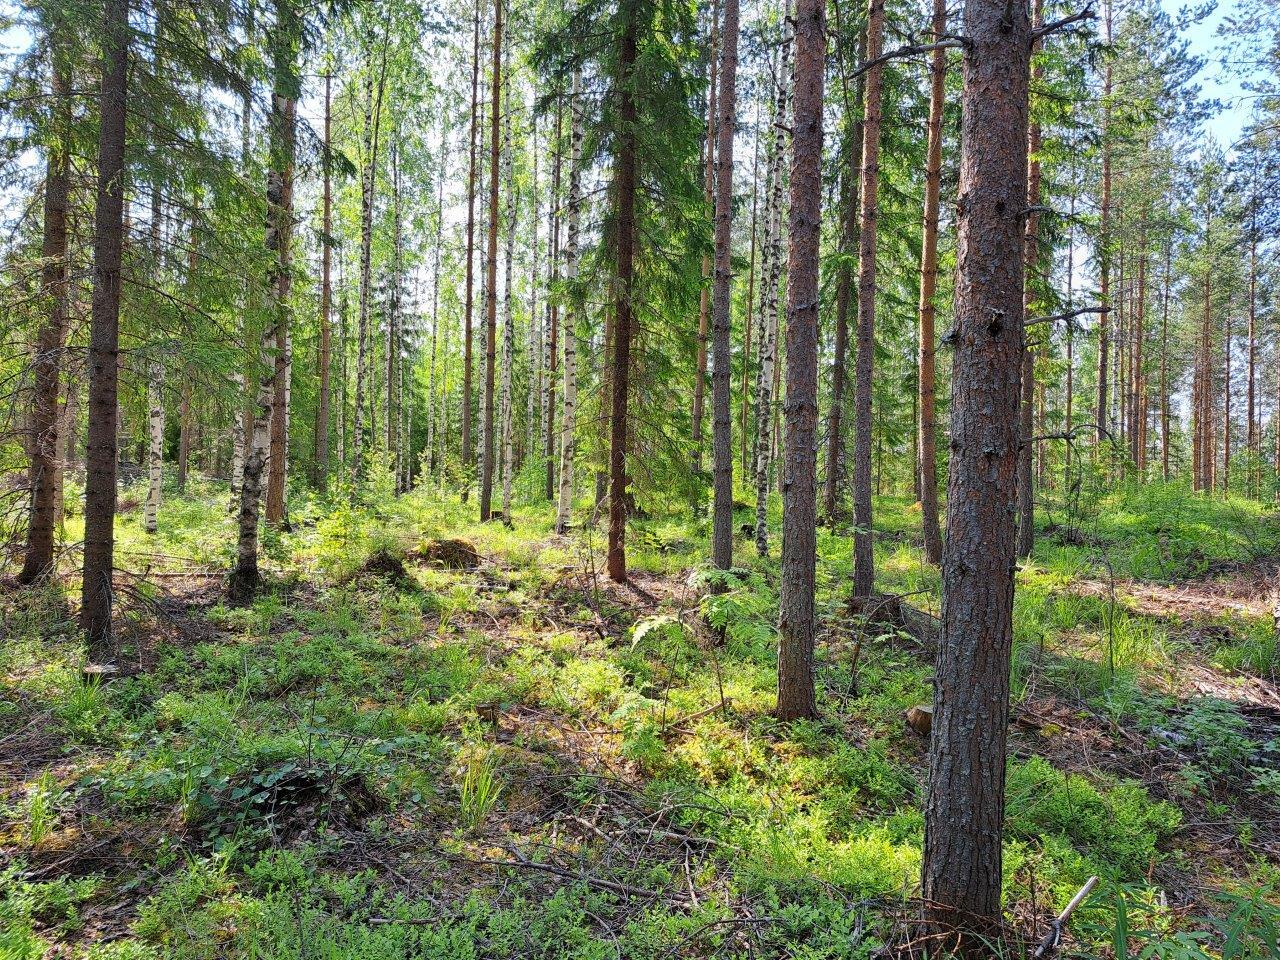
499, 53, 516, 519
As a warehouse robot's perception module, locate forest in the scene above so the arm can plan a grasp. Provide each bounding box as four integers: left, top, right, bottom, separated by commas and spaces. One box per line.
2, 0, 1280, 955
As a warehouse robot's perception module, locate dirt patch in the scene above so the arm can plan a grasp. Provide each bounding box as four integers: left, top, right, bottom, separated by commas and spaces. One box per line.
413, 538, 481, 570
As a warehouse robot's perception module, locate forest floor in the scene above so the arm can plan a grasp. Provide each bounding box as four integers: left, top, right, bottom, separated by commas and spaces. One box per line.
3, 476, 1280, 958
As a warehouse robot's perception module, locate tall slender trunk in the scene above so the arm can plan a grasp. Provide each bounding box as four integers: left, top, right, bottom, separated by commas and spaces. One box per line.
1223, 305, 1232, 492
753, 26, 790, 558
543, 98, 563, 500
1132, 245, 1146, 470
555, 71, 583, 534
741, 105, 762, 476
776, 0, 823, 721
1160, 232, 1171, 480
462, 0, 481, 498
528, 113, 541, 470
427, 119, 447, 478
851, 0, 884, 598
692, 0, 719, 478
177, 372, 191, 490
20, 24, 71, 584
145, 361, 164, 533
479, 0, 502, 521
1015, 0, 1042, 560
1095, 2, 1112, 445
266, 93, 295, 525
916, 0, 946, 565
231, 3, 296, 602
499, 43, 516, 520
1064, 185, 1075, 473
606, 3, 639, 581
315, 71, 333, 490
923, 0, 1029, 946
231, 88, 251, 516
822, 26, 862, 526
1247, 217, 1257, 492
388, 136, 403, 487
354, 37, 387, 482
710, 0, 739, 571
81, 0, 129, 652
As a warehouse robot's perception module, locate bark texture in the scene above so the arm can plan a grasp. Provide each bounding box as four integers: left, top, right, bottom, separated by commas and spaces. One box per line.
923, 0, 1029, 946
776, 0, 823, 722
81, 0, 130, 653
710, 0, 740, 572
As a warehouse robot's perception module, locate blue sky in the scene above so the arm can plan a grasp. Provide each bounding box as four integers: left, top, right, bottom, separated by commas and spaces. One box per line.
1171, 0, 1260, 148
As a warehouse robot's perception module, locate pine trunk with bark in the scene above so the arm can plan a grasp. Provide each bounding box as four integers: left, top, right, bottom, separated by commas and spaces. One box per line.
499, 52, 515, 521
922, 0, 1029, 947
145, 362, 164, 534
1016, 0, 1042, 560
776, 0, 823, 722
556, 73, 583, 535
692, 0, 719, 479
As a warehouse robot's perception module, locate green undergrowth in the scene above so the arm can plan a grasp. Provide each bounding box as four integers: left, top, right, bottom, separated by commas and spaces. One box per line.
2, 478, 1279, 958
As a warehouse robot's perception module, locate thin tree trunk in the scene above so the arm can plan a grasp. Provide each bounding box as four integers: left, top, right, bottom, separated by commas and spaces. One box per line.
741, 104, 762, 476
231, 4, 295, 602
1247, 218, 1257, 492
753, 26, 790, 558
923, 0, 1030, 946
480, 0, 501, 521
81, 0, 129, 653
388, 135, 403, 488
776, 0, 822, 721
177, 373, 191, 490
315, 71, 333, 490
1160, 232, 1171, 480
354, 36, 387, 482
462, 0, 480, 499
1016, 0, 1042, 560
543, 98, 562, 500
266, 93, 295, 525
1096, 2, 1112, 445
710, 0, 739, 571
528, 112, 541, 470
916, 0, 946, 565
20, 23, 71, 584
851, 0, 884, 599
606, 3, 639, 581
555, 71, 583, 534
145, 361, 164, 533
692, 0, 719, 479
499, 44, 515, 520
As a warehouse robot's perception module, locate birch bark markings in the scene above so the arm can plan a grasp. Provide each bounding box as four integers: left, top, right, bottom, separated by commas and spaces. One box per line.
753, 30, 791, 558
462, 0, 481, 498
710, 0, 740, 571
499, 45, 516, 521
315, 71, 333, 489
776, 0, 823, 722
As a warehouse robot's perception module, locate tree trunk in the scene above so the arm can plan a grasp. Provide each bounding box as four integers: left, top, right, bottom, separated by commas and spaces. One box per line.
606, 4, 639, 581
692, 0, 719, 480
1016, 0, 1042, 560
851, 0, 884, 599
387, 135, 403, 489
462, 0, 480, 499
354, 37, 387, 482
265, 93, 295, 526
753, 30, 790, 558
923, 0, 1029, 947
776, 0, 822, 722
231, 4, 296, 603
1160, 232, 1171, 480
480, 0, 502, 521
315, 71, 333, 490
556, 72, 583, 535
145, 362, 164, 534
822, 26, 863, 527
20, 24, 71, 584
916, 0, 946, 565
710, 0, 739, 572
543, 98, 563, 501
81, 0, 129, 653
1096, 2, 1112, 445
499, 45, 516, 520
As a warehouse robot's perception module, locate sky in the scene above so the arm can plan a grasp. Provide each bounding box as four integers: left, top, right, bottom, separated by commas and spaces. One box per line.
1171, 0, 1259, 149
